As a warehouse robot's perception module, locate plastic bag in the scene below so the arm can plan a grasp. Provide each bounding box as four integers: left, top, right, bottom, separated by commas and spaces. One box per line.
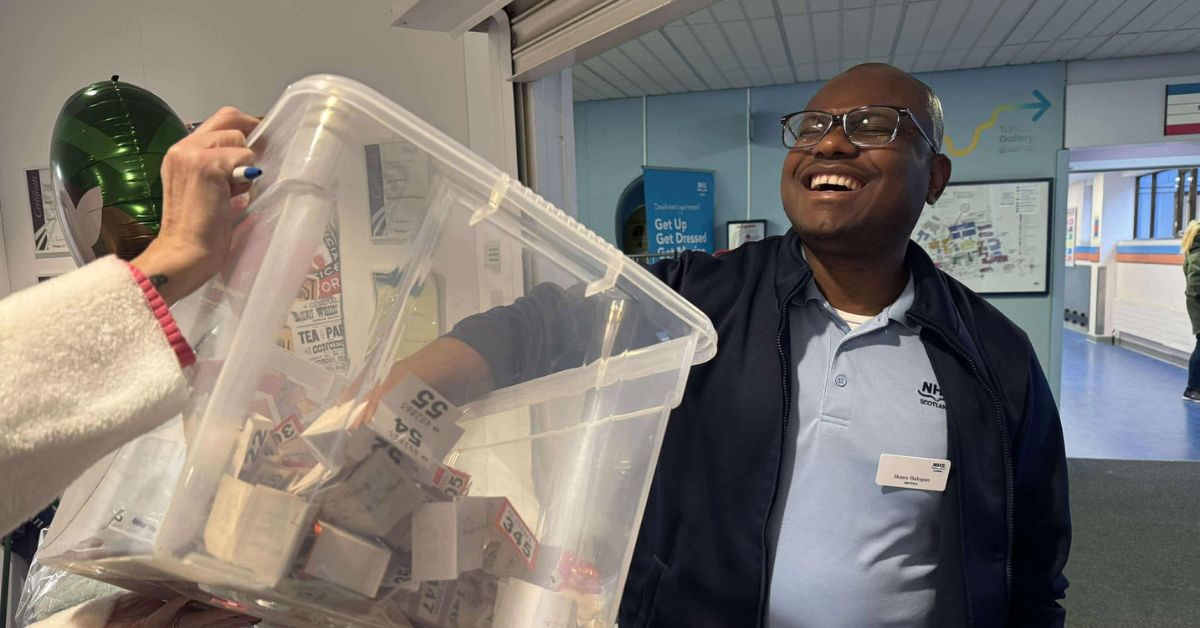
14, 530, 124, 627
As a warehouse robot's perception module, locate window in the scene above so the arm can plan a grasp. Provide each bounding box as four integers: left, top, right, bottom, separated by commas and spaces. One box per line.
1133, 168, 1200, 240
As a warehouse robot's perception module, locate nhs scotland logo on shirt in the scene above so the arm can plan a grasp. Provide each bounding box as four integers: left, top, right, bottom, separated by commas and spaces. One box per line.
918, 381, 946, 409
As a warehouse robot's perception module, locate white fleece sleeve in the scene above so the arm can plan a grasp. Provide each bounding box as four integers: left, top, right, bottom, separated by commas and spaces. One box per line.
0, 256, 189, 536
26, 594, 122, 628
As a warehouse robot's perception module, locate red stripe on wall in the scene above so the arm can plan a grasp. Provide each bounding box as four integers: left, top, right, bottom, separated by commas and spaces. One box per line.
1115, 253, 1184, 264
1165, 122, 1200, 135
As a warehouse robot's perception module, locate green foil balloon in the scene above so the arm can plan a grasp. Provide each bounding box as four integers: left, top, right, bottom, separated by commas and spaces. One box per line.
50, 75, 188, 264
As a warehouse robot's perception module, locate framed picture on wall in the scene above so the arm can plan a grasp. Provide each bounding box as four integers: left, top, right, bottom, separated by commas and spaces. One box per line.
914, 178, 1053, 295
25, 168, 71, 258
727, 220, 767, 250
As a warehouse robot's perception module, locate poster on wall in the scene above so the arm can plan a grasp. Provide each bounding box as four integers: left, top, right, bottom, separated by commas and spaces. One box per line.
1065, 205, 1077, 266
642, 166, 714, 255
279, 219, 350, 373
371, 270, 442, 362
914, 179, 1052, 295
365, 140, 431, 243
25, 169, 70, 258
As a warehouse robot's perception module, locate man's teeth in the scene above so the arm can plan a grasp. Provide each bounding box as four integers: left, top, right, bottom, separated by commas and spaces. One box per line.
809, 174, 863, 191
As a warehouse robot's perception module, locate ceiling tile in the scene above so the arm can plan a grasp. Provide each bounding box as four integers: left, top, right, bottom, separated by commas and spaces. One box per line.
663, 24, 733, 90
948, 0, 1006, 50
1167, 30, 1200, 52
986, 43, 1022, 65
1118, 30, 1168, 57
935, 51, 966, 71
598, 48, 669, 95
722, 20, 769, 68
865, 55, 891, 64
1183, 7, 1200, 28
895, 1, 938, 55
1038, 37, 1080, 61
843, 0, 872, 7
572, 65, 629, 100
960, 45, 995, 68
639, 30, 709, 91
1031, 0, 1089, 42
769, 65, 795, 84
892, 53, 917, 71
690, 22, 741, 71
818, 60, 843, 79
752, 17, 791, 66
794, 63, 819, 81
710, 0, 746, 22
1066, 35, 1109, 57
922, 0, 972, 52
582, 57, 642, 96
869, 3, 904, 58
1011, 40, 1052, 64
811, 11, 841, 62
779, 0, 807, 17
1141, 28, 1199, 55
684, 9, 715, 25
1087, 32, 1139, 57
724, 70, 752, 88
742, 0, 777, 20
782, 14, 818, 64
809, 0, 840, 12
1091, 0, 1155, 36
913, 50, 943, 72
978, 0, 1036, 47
1152, 1, 1200, 31
617, 40, 688, 93
1006, 0, 1067, 45
746, 66, 774, 85
842, 8, 871, 59
1120, 0, 1186, 34
572, 80, 605, 102
1062, 0, 1125, 38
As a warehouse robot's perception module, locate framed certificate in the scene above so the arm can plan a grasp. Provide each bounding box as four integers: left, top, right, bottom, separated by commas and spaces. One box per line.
727, 220, 767, 249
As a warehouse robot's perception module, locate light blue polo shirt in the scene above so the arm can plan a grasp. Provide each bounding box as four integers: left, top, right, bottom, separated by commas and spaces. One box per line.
767, 275, 948, 628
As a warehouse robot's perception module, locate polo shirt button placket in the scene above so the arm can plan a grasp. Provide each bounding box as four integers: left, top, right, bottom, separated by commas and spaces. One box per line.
834, 374, 848, 387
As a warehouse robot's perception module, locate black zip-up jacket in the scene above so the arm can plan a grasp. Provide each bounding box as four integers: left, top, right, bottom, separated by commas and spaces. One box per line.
449, 230, 1070, 627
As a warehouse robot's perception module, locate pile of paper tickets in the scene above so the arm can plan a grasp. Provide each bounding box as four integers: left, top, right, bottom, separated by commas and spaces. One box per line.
201, 367, 584, 628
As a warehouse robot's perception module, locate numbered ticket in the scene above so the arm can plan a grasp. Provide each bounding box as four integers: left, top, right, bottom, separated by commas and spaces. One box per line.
231, 414, 277, 480
319, 440, 425, 536
374, 375, 465, 475
301, 521, 393, 598
203, 475, 314, 586
410, 497, 538, 583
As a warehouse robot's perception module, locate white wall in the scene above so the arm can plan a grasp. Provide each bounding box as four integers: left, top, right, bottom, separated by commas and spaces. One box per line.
1114, 258, 1193, 354
0, 0, 481, 295
1066, 53, 1200, 149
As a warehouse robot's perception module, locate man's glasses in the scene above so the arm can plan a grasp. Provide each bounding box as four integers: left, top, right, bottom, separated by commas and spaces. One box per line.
780, 105, 939, 153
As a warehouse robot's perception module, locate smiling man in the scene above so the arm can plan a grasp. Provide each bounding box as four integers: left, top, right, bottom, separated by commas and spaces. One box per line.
382, 63, 1070, 627
613, 63, 1070, 627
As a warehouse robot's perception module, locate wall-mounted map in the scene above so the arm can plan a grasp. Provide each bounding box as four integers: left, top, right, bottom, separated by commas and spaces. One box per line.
914, 179, 1052, 295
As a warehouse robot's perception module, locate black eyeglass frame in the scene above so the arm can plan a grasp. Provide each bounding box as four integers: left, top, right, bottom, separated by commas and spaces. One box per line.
779, 105, 940, 154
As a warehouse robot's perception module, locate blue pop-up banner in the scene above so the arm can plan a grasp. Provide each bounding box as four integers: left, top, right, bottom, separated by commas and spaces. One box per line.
643, 166, 715, 254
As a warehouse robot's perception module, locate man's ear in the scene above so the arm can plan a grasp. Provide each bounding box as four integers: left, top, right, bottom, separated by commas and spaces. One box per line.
925, 154, 952, 205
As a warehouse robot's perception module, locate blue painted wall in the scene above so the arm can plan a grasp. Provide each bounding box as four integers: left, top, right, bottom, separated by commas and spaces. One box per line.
575, 62, 1069, 391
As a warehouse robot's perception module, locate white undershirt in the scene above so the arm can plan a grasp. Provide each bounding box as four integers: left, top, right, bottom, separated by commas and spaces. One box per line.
834, 308, 873, 330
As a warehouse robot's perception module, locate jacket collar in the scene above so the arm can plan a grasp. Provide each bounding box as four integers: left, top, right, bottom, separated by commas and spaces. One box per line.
775, 229, 972, 350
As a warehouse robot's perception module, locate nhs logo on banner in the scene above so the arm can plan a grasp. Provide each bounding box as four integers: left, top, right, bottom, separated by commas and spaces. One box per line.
1165, 83, 1200, 136
643, 166, 716, 255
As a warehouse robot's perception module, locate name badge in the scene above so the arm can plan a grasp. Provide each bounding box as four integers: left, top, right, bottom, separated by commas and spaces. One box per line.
875, 454, 951, 492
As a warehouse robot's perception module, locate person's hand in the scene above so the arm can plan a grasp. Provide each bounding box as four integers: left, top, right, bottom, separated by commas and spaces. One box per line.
105, 594, 259, 628
131, 107, 259, 305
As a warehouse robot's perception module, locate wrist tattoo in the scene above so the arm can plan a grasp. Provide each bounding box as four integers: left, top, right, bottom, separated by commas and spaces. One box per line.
149, 274, 169, 289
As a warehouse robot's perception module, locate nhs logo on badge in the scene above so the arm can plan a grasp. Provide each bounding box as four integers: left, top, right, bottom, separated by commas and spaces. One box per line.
696, 181, 708, 194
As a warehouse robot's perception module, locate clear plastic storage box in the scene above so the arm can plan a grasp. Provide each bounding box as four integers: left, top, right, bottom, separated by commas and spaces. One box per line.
39, 75, 716, 628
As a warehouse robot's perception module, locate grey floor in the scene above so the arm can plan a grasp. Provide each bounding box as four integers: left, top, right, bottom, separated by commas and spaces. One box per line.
1061, 458, 1200, 626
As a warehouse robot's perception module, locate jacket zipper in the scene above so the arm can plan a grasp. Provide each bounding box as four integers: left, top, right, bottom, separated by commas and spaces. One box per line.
908, 312, 1015, 605
757, 273, 809, 627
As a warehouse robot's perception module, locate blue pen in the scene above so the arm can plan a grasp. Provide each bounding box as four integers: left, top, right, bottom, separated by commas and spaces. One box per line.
231, 166, 263, 183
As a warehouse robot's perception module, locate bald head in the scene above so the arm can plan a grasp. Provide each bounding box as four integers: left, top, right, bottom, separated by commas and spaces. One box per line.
811, 63, 944, 152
